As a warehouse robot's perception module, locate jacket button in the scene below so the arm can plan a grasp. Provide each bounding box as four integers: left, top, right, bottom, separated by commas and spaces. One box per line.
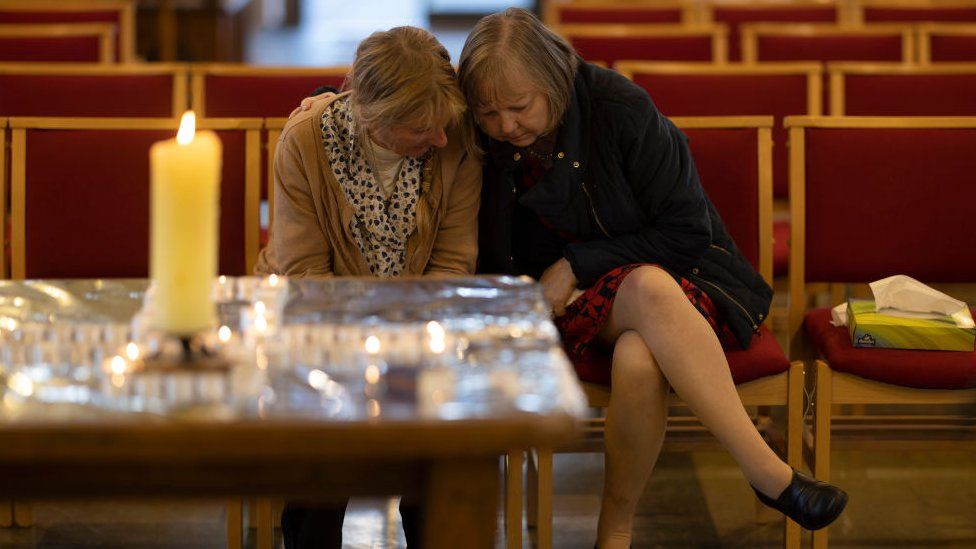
692, 267, 699, 274
557, 152, 565, 159
572, 161, 580, 168
758, 313, 764, 320
513, 153, 521, 161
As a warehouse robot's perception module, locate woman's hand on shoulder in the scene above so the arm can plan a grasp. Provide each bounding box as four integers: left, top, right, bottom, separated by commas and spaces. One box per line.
539, 258, 578, 317
289, 92, 331, 119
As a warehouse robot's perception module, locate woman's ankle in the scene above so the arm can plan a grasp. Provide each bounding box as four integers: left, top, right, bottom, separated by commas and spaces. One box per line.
748, 461, 794, 499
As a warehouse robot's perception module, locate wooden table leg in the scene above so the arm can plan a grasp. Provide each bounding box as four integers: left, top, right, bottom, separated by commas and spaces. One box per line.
1, 500, 12, 527
424, 457, 498, 549
255, 498, 274, 549
226, 499, 243, 549
12, 501, 31, 527
505, 450, 523, 549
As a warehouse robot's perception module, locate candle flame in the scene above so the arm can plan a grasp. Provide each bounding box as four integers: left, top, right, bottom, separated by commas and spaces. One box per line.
364, 335, 381, 355
218, 325, 232, 343
176, 111, 196, 145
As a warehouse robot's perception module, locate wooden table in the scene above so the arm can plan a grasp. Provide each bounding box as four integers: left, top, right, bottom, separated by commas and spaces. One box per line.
0, 277, 585, 547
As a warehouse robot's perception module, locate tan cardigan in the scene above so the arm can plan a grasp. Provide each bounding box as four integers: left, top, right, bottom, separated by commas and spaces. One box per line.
255, 93, 482, 278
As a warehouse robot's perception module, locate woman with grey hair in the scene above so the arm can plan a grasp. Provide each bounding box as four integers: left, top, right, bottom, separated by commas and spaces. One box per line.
263, 25, 481, 548
458, 8, 846, 547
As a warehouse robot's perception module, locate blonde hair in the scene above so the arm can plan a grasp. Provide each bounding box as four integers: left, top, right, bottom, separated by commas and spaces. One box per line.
458, 8, 579, 135
345, 26, 475, 242
346, 26, 475, 158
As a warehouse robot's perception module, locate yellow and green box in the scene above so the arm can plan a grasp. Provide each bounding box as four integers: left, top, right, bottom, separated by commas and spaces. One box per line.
847, 299, 975, 352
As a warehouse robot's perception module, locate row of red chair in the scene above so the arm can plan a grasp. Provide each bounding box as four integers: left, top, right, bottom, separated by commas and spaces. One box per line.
546, 0, 976, 61
560, 22, 976, 65
0, 0, 135, 62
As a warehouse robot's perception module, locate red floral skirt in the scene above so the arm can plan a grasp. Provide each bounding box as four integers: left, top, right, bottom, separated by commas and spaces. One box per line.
554, 263, 737, 384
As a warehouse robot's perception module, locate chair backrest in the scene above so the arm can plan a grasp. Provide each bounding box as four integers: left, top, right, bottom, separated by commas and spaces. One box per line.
190, 64, 349, 118
0, 23, 115, 63
0, 63, 188, 117
742, 23, 916, 64
0, 0, 134, 62
786, 116, 976, 336
7, 117, 261, 279
673, 116, 775, 282
616, 62, 820, 199
703, 1, 844, 61
918, 23, 976, 62
855, 0, 976, 25
263, 117, 288, 235
828, 62, 976, 115
559, 23, 729, 66
543, 0, 696, 26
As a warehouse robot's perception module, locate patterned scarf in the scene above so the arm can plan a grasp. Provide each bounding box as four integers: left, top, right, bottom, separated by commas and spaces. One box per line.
320, 97, 426, 277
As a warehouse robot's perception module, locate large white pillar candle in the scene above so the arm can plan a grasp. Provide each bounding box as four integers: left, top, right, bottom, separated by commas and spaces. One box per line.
149, 111, 222, 335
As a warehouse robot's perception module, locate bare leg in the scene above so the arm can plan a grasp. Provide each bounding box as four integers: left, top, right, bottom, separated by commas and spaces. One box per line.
599, 266, 791, 498
596, 330, 670, 549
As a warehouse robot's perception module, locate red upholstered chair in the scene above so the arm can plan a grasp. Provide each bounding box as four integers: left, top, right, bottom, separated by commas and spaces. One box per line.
785, 116, 976, 549
191, 64, 349, 206
616, 62, 822, 275
542, 0, 697, 27
0, 63, 188, 117
742, 23, 917, 64
703, 1, 845, 61
0, 23, 115, 63
558, 23, 729, 66
918, 23, 976, 62
7, 117, 261, 280
0, 0, 135, 62
513, 117, 804, 549
828, 62, 976, 115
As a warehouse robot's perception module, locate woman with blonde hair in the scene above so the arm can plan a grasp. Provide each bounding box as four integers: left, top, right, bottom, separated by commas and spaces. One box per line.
256, 25, 480, 281
258, 26, 480, 548
458, 8, 846, 547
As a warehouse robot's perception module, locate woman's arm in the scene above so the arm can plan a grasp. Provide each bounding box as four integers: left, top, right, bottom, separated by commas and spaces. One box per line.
254, 132, 335, 278
424, 152, 482, 276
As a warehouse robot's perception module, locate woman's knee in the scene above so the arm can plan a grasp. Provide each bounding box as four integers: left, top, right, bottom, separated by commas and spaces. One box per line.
618, 266, 684, 311
610, 330, 667, 392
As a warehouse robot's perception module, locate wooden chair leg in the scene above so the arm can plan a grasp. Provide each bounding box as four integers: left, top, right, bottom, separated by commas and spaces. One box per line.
526, 449, 538, 532
505, 450, 523, 549
226, 499, 243, 549
784, 361, 805, 549
533, 448, 553, 549
255, 498, 274, 549
12, 501, 31, 527
1, 501, 13, 527
247, 497, 257, 528
812, 360, 833, 549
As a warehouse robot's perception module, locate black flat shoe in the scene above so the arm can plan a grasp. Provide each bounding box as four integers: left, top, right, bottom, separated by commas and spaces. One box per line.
753, 469, 848, 531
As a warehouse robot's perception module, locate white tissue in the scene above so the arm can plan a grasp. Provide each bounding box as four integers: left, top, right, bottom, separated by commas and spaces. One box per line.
830, 303, 848, 327
869, 275, 967, 318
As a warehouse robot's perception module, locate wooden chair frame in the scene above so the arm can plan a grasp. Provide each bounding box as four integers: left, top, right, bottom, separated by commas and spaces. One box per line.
741, 23, 917, 64
614, 61, 824, 122
0, 22, 115, 63
785, 115, 976, 549
1, 118, 5, 281
7, 117, 262, 279
0, 0, 135, 62
0, 62, 189, 117
827, 61, 976, 114
542, 0, 701, 27
917, 22, 976, 62
189, 64, 350, 117
557, 23, 730, 65
513, 116, 805, 549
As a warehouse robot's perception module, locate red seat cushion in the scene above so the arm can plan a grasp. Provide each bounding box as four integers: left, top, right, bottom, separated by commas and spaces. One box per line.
756, 34, 907, 63
843, 73, 976, 116
930, 34, 976, 62
773, 218, 789, 276
804, 307, 976, 390
574, 325, 789, 386
0, 73, 177, 117
204, 74, 347, 118
713, 6, 838, 62
558, 7, 682, 24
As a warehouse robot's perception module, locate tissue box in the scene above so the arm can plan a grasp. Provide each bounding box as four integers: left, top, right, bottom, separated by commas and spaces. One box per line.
847, 299, 975, 351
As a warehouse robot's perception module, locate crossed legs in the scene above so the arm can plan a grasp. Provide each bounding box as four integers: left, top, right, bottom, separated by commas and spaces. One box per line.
594, 266, 792, 549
